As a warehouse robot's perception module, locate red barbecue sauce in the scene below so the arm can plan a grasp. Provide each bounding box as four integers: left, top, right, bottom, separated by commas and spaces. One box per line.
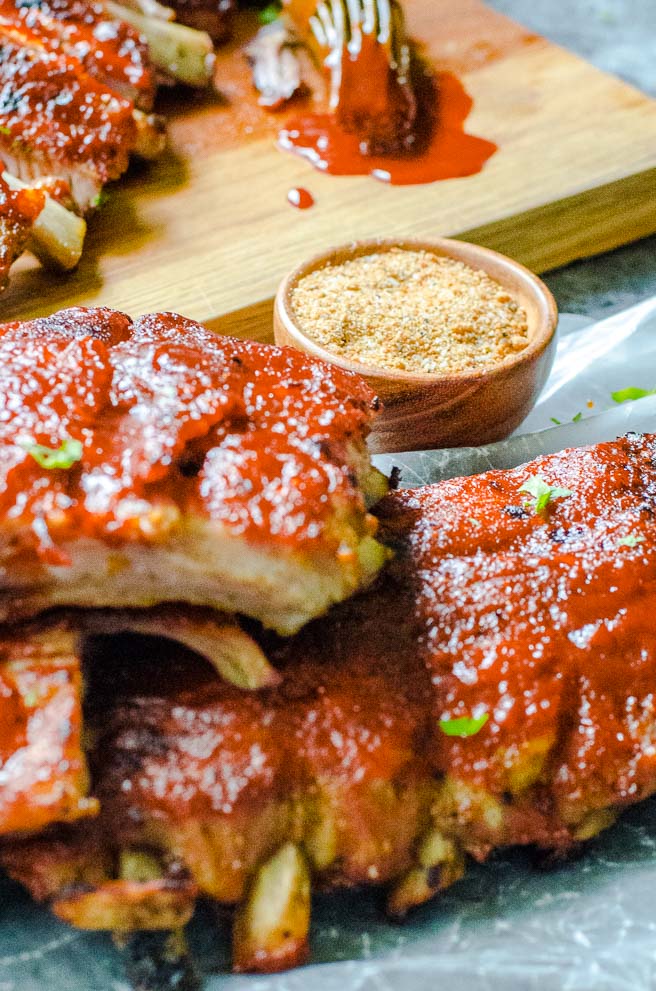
279, 70, 497, 185
0, 42, 136, 180
79, 434, 656, 873
0, 309, 377, 560
287, 186, 314, 209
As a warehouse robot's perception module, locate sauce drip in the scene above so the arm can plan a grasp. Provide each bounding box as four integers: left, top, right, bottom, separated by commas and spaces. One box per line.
278, 70, 497, 186
287, 186, 314, 209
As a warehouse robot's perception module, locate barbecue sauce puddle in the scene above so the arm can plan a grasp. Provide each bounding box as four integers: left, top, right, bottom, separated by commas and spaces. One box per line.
278, 64, 497, 186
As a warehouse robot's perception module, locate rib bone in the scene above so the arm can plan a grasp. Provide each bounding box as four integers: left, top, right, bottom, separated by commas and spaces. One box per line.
233, 844, 311, 973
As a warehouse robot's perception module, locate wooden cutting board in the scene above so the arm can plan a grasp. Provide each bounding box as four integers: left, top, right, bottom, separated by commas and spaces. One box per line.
3, 0, 656, 339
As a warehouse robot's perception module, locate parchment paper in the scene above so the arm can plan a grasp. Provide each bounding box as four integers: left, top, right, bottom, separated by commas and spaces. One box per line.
3, 300, 656, 991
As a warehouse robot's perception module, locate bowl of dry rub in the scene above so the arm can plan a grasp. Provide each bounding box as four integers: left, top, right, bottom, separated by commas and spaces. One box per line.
274, 237, 558, 453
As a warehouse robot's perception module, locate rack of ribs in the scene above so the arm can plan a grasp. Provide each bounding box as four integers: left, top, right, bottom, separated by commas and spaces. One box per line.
0, 306, 388, 635
0, 0, 216, 216
1, 430, 655, 974
0, 0, 157, 109
0, 32, 158, 210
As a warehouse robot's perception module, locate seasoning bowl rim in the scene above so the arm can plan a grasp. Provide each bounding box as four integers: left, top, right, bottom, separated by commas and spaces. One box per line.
274, 236, 558, 386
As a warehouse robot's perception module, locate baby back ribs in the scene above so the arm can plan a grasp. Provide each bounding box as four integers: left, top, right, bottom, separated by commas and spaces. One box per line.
0, 35, 140, 210
0, 0, 157, 109
0, 306, 387, 635
3, 432, 656, 973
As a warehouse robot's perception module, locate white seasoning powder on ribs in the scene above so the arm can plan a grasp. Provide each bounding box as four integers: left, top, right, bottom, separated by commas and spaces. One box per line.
290, 249, 530, 375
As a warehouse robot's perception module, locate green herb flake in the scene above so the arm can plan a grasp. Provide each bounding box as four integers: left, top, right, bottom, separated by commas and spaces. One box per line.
439, 713, 489, 738
519, 474, 573, 515
22, 689, 41, 708
0, 125, 10, 136
90, 189, 110, 210
468, 517, 482, 528
618, 534, 646, 548
258, 1, 281, 23
551, 412, 583, 426
20, 437, 83, 470
612, 386, 656, 404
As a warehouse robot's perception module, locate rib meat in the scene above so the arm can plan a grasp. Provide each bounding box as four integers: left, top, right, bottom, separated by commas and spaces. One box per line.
0, 602, 282, 844
0, 307, 387, 635
0, 623, 94, 837
0, 171, 45, 290
0, 0, 156, 109
3, 432, 656, 972
0, 35, 140, 210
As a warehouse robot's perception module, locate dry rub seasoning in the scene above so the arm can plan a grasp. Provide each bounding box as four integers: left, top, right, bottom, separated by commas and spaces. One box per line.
291, 248, 530, 375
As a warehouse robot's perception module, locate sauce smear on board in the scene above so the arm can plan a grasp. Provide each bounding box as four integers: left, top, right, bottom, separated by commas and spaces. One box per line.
278, 70, 497, 185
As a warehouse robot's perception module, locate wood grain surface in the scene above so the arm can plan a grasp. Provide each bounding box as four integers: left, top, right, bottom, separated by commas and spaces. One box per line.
2, 0, 656, 340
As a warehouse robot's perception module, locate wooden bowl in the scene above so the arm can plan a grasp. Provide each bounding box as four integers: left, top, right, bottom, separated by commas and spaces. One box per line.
274, 237, 558, 454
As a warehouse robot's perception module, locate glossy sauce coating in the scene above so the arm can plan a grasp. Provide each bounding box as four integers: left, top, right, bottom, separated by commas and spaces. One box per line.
0, 307, 377, 555
0, 0, 155, 109
88, 434, 656, 855
279, 70, 497, 185
381, 434, 656, 820
4, 434, 656, 927
0, 37, 136, 180
282, 1, 417, 156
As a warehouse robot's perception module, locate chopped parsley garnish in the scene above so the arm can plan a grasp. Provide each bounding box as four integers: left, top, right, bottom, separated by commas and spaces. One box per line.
439, 713, 489, 738
612, 386, 656, 404
258, 1, 281, 22
90, 189, 110, 210
20, 437, 83, 470
618, 534, 646, 548
519, 475, 573, 514
0, 125, 10, 136
550, 412, 583, 427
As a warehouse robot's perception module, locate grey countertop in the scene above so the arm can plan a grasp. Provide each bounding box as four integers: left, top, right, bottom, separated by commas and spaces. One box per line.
486, 0, 656, 319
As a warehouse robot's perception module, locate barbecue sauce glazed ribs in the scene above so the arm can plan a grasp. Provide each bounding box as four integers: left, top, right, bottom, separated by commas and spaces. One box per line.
0, 0, 156, 109
2, 432, 656, 972
0, 306, 387, 635
0, 38, 138, 210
